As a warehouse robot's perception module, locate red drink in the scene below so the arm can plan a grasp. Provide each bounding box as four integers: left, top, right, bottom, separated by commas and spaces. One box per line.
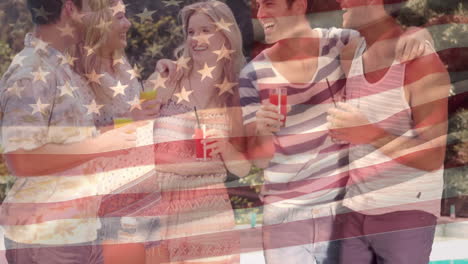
269, 88, 287, 127
194, 125, 212, 160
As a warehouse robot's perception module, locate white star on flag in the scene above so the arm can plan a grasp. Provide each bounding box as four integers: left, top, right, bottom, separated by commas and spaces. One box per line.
127, 64, 142, 80
12, 55, 26, 67
137, 8, 156, 22
213, 44, 235, 62
128, 96, 142, 111
176, 56, 191, 71
193, 34, 213, 45
148, 43, 164, 57
110, 81, 128, 97
32, 67, 50, 83
58, 82, 77, 97
84, 46, 96, 57
57, 23, 74, 37
84, 100, 103, 115
113, 57, 125, 66
173, 27, 183, 38
215, 78, 237, 95
59, 53, 78, 67
71, 11, 86, 23
110, 1, 126, 16
32, 6, 50, 21
163, 0, 182, 7
198, 63, 215, 81
214, 18, 233, 32
85, 70, 104, 84
96, 19, 112, 33
29, 98, 50, 115
7, 82, 24, 98
195, 6, 210, 13
174, 86, 193, 103
34, 39, 49, 54
148, 74, 167, 90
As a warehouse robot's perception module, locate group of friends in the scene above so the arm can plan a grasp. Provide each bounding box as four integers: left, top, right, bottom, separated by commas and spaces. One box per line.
0, 0, 450, 263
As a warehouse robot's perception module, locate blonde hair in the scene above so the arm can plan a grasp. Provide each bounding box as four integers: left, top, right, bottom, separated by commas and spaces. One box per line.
78, 0, 125, 105
175, 1, 245, 95
174, 1, 246, 140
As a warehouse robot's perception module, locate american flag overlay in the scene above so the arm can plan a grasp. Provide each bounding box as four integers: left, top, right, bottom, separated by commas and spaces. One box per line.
0, 0, 466, 263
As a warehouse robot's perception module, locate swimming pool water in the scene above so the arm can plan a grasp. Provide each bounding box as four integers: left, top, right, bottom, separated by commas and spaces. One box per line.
430, 260, 468, 264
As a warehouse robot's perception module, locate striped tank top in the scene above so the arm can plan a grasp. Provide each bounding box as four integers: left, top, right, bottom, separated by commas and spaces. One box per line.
342, 38, 444, 216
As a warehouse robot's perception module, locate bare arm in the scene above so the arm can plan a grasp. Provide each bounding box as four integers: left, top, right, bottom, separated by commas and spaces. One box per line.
369, 53, 449, 171
340, 28, 435, 77
206, 134, 252, 177
330, 53, 449, 171
5, 124, 137, 176
244, 102, 287, 169
397, 27, 435, 62
245, 122, 275, 169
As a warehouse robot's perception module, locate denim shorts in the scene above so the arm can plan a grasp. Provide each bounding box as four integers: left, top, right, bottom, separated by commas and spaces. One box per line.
98, 216, 160, 248
5, 238, 103, 264
338, 209, 437, 264
262, 201, 342, 264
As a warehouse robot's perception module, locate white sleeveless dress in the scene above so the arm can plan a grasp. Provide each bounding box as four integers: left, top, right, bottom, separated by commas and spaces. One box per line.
143, 99, 240, 263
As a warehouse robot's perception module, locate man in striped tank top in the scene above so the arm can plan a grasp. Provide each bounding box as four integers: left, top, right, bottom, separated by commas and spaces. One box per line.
328, 0, 450, 263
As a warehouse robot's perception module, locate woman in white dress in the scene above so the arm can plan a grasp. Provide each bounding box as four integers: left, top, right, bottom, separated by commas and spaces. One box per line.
143, 1, 251, 263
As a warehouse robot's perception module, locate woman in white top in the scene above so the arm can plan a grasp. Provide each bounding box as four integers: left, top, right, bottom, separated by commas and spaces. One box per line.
143, 1, 251, 263
76, 0, 161, 263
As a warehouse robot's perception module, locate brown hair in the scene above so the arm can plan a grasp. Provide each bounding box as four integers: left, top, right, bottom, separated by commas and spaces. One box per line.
27, 0, 83, 25
286, 0, 314, 14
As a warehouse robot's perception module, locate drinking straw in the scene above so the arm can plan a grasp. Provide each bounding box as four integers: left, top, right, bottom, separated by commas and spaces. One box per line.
194, 106, 201, 129
203, 124, 207, 160
326, 78, 337, 107
277, 87, 282, 113
194, 106, 207, 160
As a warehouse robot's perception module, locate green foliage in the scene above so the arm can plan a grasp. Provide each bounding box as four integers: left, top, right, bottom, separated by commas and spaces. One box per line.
0, 154, 13, 203
0, 0, 32, 77
228, 166, 264, 225
0, 41, 14, 77
427, 1, 468, 199
126, 15, 183, 80
445, 109, 468, 196
397, 0, 468, 201
0, 0, 32, 202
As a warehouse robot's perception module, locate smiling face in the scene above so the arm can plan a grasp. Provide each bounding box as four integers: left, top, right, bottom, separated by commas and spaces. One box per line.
104, 0, 131, 52
81, 0, 131, 57
256, 0, 304, 44
186, 12, 226, 65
